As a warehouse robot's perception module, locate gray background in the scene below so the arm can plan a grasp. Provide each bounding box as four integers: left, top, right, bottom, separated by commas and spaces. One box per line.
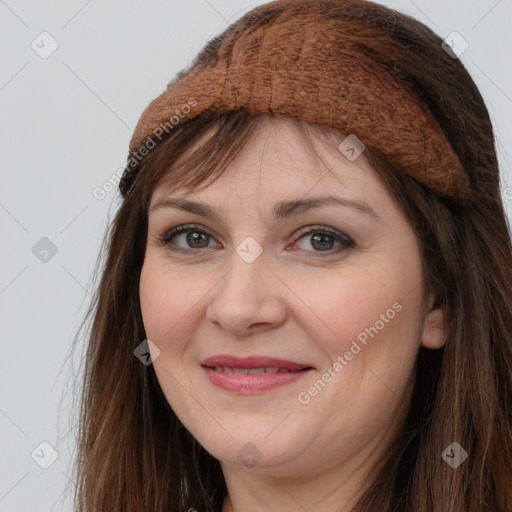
1, 0, 511, 510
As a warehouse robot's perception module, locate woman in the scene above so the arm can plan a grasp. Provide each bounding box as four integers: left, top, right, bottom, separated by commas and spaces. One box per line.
71, 0, 512, 510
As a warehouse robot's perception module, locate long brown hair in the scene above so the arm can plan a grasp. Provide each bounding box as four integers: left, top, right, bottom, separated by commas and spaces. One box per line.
69, 1, 512, 510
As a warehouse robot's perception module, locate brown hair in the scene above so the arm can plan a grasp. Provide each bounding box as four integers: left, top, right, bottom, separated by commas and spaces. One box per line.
69, 1, 512, 511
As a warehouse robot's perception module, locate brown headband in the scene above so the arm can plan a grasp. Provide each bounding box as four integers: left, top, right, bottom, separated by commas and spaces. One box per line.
121, 0, 471, 202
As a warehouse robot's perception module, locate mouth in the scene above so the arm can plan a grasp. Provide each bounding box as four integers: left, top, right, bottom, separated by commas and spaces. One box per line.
206, 366, 305, 374
200, 355, 314, 393
201, 355, 314, 371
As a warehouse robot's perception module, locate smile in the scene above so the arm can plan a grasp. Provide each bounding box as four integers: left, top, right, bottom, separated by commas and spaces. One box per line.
210, 366, 303, 374
202, 365, 313, 393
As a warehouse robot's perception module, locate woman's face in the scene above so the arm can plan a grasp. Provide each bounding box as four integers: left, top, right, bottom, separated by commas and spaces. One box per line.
139, 116, 445, 483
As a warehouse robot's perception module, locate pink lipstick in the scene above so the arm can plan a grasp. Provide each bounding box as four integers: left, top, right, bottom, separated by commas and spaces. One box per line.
200, 355, 314, 393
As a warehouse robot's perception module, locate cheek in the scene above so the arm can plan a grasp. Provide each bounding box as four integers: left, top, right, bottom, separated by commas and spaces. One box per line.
292, 260, 425, 414
139, 259, 204, 415
293, 265, 418, 356
139, 263, 167, 339
297, 267, 424, 416
291, 274, 423, 462
139, 257, 199, 344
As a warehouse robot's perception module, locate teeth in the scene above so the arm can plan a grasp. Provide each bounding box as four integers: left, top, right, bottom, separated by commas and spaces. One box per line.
212, 366, 297, 374
248, 368, 265, 375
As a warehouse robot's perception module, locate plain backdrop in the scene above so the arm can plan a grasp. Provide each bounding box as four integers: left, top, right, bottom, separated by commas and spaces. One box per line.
1, 0, 511, 510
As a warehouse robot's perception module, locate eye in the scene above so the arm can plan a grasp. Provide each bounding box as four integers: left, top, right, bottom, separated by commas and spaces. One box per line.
290, 225, 355, 255
156, 224, 355, 256
157, 224, 220, 254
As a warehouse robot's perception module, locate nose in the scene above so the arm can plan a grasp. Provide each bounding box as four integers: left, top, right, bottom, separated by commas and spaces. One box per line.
205, 246, 288, 337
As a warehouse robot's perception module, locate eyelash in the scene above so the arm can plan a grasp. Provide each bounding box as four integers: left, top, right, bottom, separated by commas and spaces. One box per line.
155, 223, 355, 257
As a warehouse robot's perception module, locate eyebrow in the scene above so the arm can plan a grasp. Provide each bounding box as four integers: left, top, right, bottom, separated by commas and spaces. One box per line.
149, 195, 381, 223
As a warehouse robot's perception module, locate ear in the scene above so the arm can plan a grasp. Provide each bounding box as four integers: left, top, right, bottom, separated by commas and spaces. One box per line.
421, 294, 447, 349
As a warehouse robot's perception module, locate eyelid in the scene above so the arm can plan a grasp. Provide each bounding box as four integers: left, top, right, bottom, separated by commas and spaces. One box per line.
156, 223, 220, 250
291, 225, 355, 248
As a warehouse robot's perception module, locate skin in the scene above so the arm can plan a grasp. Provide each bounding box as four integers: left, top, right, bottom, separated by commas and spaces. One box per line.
139, 116, 446, 511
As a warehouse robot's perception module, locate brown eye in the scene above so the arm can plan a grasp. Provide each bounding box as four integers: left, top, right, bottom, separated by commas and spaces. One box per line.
291, 226, 355, 255
183, 231, 210, 249
308, 232, 336, 251
160, 224, 220, 253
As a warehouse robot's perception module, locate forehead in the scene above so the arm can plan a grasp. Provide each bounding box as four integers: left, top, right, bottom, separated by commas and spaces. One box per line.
150, 115, 388, 207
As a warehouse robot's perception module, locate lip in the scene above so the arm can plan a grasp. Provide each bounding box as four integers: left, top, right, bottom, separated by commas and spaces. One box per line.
200, 355, 314, 393
201, 355, 313, 371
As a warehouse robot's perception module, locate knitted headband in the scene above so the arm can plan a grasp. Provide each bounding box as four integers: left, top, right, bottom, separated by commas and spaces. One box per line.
120, 0, 471, 203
